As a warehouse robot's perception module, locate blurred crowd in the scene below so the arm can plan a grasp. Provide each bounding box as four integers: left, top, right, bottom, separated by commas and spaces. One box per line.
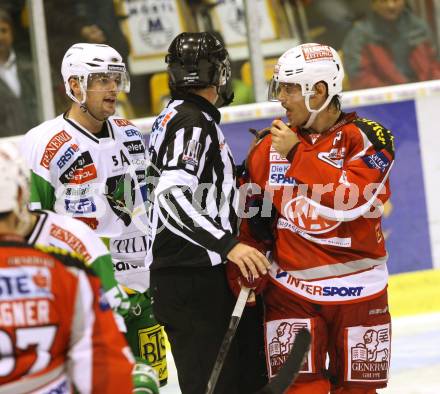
1, 0, 439, 137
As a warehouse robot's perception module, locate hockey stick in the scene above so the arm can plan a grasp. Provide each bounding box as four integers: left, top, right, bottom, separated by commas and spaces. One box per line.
205, 286, 251, 394
255, 328, 311, 394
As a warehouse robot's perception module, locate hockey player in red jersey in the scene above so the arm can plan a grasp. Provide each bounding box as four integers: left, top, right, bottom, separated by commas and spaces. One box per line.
0, 144, 160, 393
229, 43, 395, 393
0, 148, 135, 393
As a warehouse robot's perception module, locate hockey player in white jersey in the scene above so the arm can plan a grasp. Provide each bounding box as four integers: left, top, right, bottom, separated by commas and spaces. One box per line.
20, 43, 167, 385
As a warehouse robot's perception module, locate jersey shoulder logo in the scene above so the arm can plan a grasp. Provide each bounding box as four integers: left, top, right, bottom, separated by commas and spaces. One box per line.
151, 108, 177, 135
113, 118, 134, 127
353, 118, 395, 158
49, 224, 92, 262
40, 130, 72, 169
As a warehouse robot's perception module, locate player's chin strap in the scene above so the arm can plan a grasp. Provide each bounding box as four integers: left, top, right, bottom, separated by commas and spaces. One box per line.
302, 94, 333, 129
80, 103, 109, 122
75, 85, 109, 122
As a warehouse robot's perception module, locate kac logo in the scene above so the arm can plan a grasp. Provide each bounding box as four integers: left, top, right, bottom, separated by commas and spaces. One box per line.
283, 196, 340, 234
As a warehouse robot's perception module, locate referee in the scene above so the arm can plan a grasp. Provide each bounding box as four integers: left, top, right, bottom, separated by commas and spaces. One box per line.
146, 32, 270, 394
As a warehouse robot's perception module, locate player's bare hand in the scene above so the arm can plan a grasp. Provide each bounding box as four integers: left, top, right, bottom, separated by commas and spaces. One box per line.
227, 243, 270, 279
270, 119, 299, 158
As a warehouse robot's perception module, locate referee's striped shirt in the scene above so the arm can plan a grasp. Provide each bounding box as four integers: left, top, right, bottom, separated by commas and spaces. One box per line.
145, 93, 239, 270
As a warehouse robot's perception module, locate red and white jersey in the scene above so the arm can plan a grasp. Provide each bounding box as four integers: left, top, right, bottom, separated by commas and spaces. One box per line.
0, 242, 133, 393
243, 113, 395, 304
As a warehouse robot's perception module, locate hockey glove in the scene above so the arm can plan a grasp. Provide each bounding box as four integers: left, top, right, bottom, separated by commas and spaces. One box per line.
226, 260, 268, 305
132, 357, 160, 394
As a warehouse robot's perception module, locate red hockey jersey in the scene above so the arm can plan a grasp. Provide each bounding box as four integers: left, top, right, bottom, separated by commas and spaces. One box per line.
0, 242, 134, 393
242, 113, 395, 304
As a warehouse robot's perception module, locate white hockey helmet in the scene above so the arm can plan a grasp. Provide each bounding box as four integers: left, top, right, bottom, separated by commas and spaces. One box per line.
268, 43, 344, 128
61, 43, 130, 105
0, 142, 32, 234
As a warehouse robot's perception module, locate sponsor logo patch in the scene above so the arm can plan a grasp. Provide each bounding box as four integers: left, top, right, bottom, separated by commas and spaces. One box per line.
151, 109, 176, 134
269, 163, 295, 185
49, 224, 92, 261
274, 268, 363, 297
59, 151, 97, 185
346, 324, 390, 382
124, 140, 145, 154
40, 130, 72, 169
138, 324, 168, 382
65, 185, 90, 197
125, 128, 142, 138
362, 151, 390, 172
269, 151, 289, 162
0, 267, 52, 300
266, 318, 313, 377
107, 64, 125, 72
317, 148, 345, 169
64, 198, 96, 214
113, 261, 143, 272
302, 44, 334, 62
56, 144, 79, 169
114, 118, 134, 127
111, 235, 148, 255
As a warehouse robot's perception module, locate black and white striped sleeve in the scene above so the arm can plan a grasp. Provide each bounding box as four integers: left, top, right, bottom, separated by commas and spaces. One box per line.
154, 126, 238, 258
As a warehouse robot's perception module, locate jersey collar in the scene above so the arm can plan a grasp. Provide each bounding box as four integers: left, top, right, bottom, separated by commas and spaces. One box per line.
63, 112, 115, 143
171, 92, 221, 124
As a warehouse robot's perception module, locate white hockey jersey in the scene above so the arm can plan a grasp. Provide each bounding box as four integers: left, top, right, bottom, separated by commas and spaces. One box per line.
21, 114, 150, 290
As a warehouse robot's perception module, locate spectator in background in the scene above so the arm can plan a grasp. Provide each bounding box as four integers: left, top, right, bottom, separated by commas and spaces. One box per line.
0, 0, 28, 53
44, 0, 131, 115
302, 0, 365, 50
74, 0, 130, 62
343, 0, 440, 89
0, 8, 37, 137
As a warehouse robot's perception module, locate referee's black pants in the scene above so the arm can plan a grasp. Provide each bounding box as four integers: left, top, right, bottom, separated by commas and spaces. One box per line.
150, 264, 267, 394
